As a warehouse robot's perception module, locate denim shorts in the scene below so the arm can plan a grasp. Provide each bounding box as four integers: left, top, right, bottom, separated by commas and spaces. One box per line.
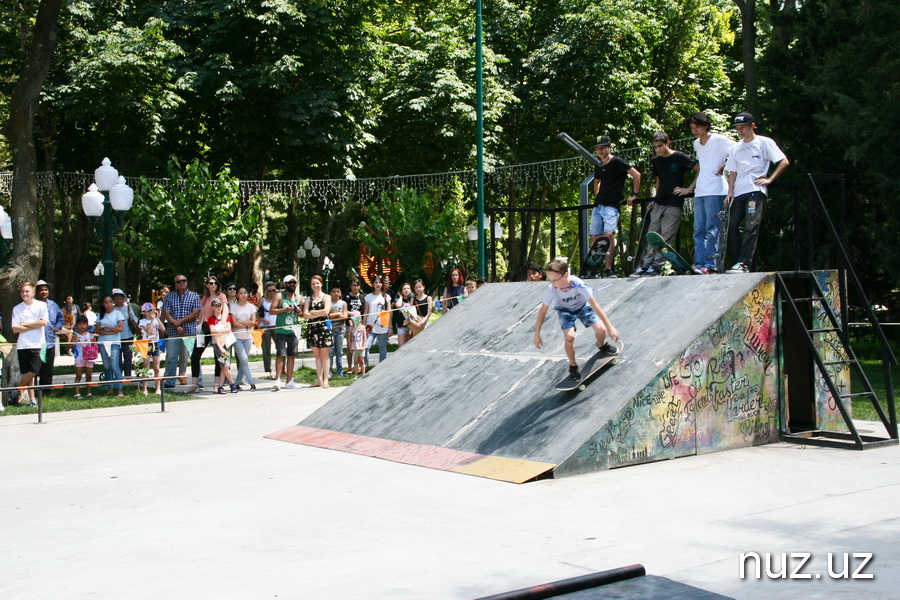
556, 303, 599, 330
590, 204, 620, 235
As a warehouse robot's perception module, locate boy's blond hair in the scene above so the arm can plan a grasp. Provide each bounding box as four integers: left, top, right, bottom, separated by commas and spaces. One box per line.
545, 258, 569, 274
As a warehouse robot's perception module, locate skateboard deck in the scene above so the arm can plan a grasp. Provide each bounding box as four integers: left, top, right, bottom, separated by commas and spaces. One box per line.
579, 236, 610, 279
630, 203, 653, 273
555, 341, 624, 392
646, 231, 693, 274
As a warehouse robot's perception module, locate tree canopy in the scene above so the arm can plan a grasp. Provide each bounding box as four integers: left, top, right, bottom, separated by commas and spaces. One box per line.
0, 0, 896, 312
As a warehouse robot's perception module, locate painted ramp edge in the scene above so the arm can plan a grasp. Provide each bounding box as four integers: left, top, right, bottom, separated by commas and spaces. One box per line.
264, 425, 556, 484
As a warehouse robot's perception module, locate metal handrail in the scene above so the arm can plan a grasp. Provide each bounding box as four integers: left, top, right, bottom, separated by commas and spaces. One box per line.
1, 376, 172, 424
807, 174, 897, 365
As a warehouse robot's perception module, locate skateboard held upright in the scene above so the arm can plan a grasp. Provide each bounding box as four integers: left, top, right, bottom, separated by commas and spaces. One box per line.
579, 237, 610, 279
645, 232, 693, 274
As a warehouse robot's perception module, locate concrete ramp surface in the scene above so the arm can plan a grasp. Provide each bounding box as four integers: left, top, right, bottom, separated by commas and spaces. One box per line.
267, 274, 781, 482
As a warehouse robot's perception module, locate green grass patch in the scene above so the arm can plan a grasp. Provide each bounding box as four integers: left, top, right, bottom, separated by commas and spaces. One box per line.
850, 337, 899, 422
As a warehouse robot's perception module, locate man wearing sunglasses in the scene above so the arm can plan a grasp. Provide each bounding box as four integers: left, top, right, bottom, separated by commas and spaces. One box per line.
161, 275, 201, 388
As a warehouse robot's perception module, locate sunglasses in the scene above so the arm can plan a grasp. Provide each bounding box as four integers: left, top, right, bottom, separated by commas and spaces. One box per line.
175, 279, 187, 283
226, 287, 236, 291
206, 281, 218, 286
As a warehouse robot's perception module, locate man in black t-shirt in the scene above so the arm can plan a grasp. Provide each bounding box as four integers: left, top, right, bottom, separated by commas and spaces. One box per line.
592, 135, 642, 278
631, 131, 698, 277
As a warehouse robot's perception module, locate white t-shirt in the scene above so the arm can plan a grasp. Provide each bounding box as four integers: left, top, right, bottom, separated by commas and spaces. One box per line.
12, 300, 49, 350
541, 275, 593, 313
725, 135, 787, 197
229, 301, 257, 340
138, 317, 162, 342
364, 292, 389, 334
693, 133, 734, 197
84, 309, 97, 327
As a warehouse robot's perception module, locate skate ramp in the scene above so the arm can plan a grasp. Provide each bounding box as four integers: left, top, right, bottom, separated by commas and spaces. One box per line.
267, 273, 780, 482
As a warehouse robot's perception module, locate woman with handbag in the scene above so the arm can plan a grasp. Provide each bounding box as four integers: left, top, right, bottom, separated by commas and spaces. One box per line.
186, 276, 228, 394
208, 298, 239, 394
95, 294, 125, 397
363, 275, 391, 366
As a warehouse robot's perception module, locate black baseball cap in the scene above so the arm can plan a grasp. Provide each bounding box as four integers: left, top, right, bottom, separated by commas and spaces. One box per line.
732, 112, 756, 127
593, 135, 612, 148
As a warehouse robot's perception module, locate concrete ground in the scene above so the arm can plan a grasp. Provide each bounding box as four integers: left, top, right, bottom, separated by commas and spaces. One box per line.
1, 353, 899, 599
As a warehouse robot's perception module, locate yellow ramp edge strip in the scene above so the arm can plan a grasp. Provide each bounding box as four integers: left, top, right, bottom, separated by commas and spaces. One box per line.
452, 455, 557, 484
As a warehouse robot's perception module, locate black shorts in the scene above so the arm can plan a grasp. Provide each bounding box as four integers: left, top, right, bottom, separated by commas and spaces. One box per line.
17, 349, 43, 375
274, 332, 298, 357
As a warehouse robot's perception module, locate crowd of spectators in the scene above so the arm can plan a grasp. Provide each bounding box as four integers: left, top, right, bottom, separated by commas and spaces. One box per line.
3, 268, 495, 403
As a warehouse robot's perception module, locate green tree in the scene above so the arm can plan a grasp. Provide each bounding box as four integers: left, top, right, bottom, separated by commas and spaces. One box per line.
357, 187, 466, 292
118, 157, 262, 283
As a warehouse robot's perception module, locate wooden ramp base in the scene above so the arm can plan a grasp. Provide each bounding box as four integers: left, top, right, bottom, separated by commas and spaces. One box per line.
265, 425, 556, 484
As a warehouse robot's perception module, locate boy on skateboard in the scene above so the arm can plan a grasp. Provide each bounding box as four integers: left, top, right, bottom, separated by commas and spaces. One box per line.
533, 258, 620, 382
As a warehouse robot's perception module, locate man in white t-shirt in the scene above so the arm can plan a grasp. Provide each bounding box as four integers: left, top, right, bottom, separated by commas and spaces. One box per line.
688, 112, 735, 273
10, 281, 49, 407
724, 112, 790, 273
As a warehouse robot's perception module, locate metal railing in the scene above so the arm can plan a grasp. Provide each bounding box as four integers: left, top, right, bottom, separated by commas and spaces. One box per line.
1, 376, 172, 424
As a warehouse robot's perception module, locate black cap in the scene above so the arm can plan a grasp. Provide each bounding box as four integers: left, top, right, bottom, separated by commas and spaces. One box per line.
593, 135, 612, 148
732, 112, 756, 127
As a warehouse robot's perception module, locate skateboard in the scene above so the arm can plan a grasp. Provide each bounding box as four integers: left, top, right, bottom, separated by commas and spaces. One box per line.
579, 236, 610, 279
555, 341, 624, 392
646, 231, 693, 274
711, 204, 731, 273
630, 203, 653, 273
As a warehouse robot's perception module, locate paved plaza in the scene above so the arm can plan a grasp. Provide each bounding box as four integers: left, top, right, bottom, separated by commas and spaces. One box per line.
1, 351, 899, 599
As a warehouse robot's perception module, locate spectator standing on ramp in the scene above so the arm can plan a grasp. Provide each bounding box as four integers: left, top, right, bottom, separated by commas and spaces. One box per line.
724, 112, 790, 273
533, 258, 620, 383
591, 136, 642, 278
688, 112, 734, 274
630, 131, 698, 277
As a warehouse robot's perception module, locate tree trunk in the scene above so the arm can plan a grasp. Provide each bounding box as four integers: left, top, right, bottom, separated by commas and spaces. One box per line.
0, 0, 63, 402
733, 0, 758, 114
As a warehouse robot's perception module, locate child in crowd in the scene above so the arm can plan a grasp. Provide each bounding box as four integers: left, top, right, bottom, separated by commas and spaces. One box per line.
533, 258, 620, 382
139, 303, 163, 394
208, 298, 238, 394
348, 310, 366, 378
464, 280, 477, 296
71, 314, 97, 399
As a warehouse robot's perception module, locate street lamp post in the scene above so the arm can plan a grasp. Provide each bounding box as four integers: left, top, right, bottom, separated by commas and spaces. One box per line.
82, 158, 133, 295
321, 256, 335, 290
296, 236, 321, 293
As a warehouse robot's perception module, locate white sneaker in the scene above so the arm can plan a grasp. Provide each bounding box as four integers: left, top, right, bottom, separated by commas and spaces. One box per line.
272, 383, 280, 391
284, 380, 297, 389
726, 262, 749, 274
629, 267, 646, 277
642, 266, 658, 277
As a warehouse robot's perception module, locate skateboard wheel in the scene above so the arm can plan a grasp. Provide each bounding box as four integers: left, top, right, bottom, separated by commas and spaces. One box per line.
626, 256, 633, 261
578, 384, 586, 391
636, 217, 642, 223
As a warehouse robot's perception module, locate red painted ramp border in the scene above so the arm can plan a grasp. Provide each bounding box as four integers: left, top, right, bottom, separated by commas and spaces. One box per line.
265, 425, 556, 484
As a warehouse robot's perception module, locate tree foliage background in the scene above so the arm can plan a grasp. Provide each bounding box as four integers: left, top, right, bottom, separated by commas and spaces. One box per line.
0, 0, 896, 315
